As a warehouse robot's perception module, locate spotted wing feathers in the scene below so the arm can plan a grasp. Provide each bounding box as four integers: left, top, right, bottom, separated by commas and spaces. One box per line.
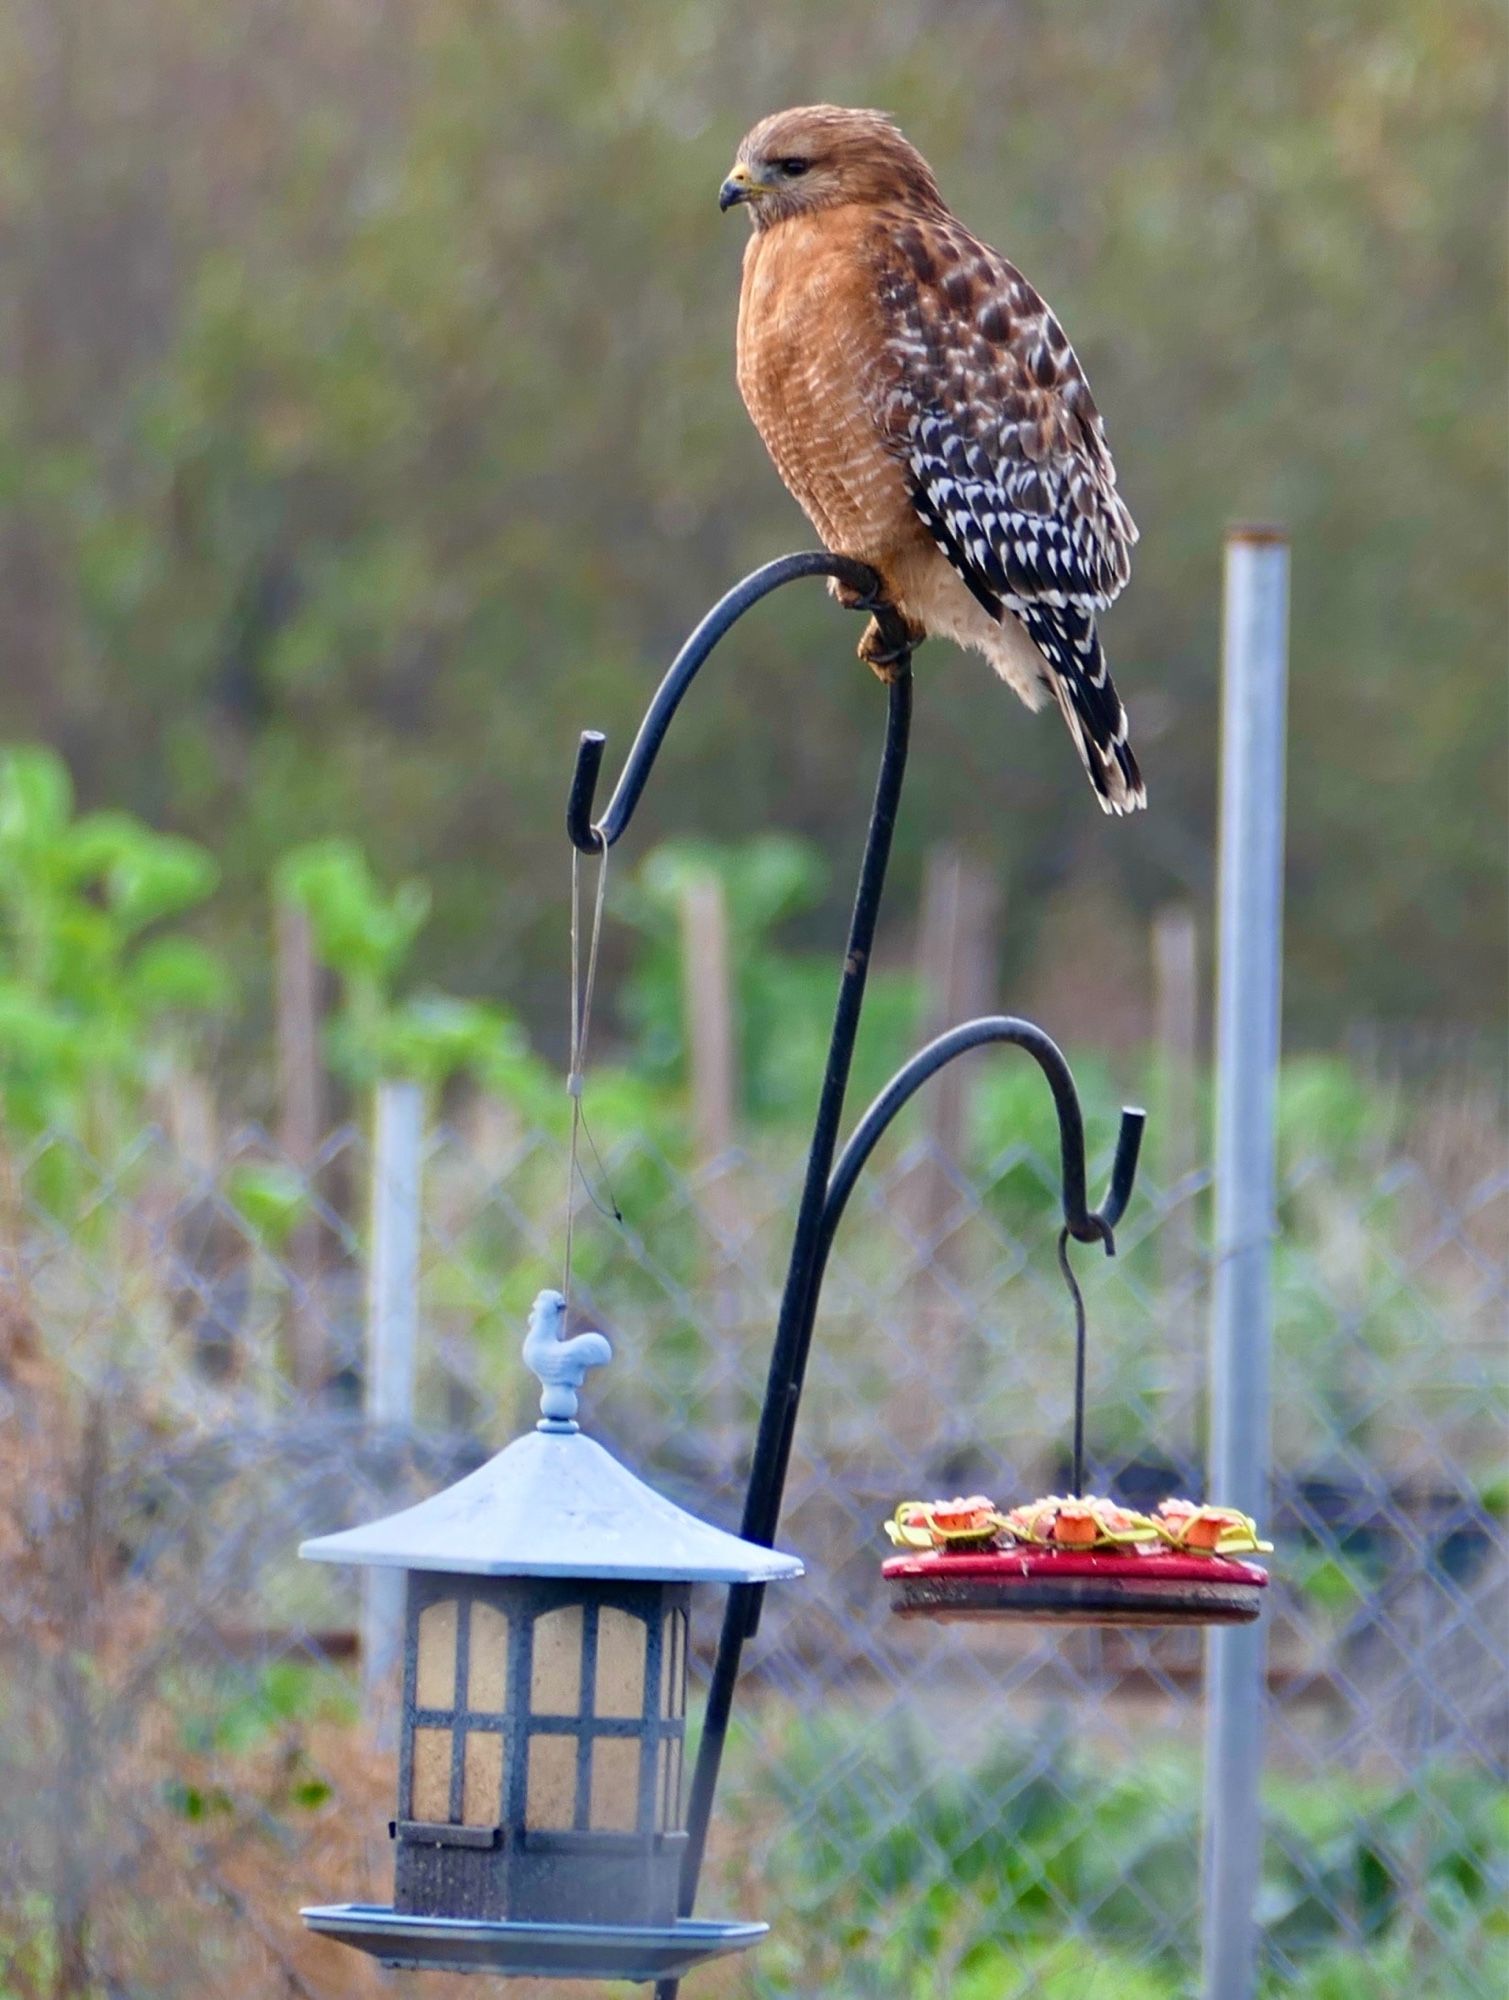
871, 219, 1144, 810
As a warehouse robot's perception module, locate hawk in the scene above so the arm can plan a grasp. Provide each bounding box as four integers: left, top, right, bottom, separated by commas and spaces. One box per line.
721, 105, 1145, 813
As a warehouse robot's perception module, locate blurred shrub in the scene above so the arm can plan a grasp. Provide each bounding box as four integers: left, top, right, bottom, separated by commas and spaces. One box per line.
727, 1709, 1507, 1998
620, 835, 921, 1124
0, 745, 229, 1178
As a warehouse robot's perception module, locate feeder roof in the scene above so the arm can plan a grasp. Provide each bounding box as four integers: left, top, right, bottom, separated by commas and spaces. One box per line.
301, 1428, 802, 1582
301, 1289, 802, 1585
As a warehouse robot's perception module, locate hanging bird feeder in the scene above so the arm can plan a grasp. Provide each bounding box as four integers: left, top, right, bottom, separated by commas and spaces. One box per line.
882, 1495, 1271, 1626
298, 1289, 800, 1984
878, 1236, 1273, 1629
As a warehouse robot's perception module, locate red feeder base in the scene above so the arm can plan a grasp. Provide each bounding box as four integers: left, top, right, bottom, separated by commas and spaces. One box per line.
882, 1547, 1269, 1627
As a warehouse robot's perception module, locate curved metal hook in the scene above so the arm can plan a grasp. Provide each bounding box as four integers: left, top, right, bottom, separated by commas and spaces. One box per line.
566, 550, 914, 852
741, 1014, 1144, 1624
819, 1016, 1145, 1268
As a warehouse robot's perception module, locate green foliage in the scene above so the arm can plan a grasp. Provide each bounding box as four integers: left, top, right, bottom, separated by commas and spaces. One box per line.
224, 1160, 310, 1249
186, 1657, 360, 1758
621, 835, 922, 1123
275, 839, 430, 987
0, 745, 229, 1160
277, 836, 542, 1094
0, 741, 1493, 1484
730, 1710, 1507, 1999
736, 1711, 1197, 1992
0, 1892, 67, 1998
1276, 1057, 1397, 1170
163, 1779, 234, 1822
1258, 1762, 1509, 1977
951, 1944, 1173, 2000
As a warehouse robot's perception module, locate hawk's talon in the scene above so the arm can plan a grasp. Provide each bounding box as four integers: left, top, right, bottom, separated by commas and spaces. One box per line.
857, 613, 919, 681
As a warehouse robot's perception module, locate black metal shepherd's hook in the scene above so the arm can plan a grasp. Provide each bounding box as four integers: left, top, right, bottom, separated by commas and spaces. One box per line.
562, 554, 1144, 2000
565, 550, 914, 853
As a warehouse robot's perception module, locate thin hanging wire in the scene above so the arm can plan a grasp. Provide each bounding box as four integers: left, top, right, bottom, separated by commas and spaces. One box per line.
1058, 1225, 1088, 1497
562, 830, 610, 1311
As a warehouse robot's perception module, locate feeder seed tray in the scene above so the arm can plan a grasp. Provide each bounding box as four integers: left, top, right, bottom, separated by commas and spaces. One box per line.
882, 1546, 1268, 1627
300, 1906, 768, 1982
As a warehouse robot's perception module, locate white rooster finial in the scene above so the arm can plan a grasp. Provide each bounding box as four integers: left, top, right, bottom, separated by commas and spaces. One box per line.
523, 1288, 612, 1431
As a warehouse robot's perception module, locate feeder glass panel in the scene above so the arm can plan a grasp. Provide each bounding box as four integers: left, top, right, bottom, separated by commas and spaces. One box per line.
657, 1602, 687, 1831
530, 1604, 582, 1714
462, 1731, 504, 1828
595, 1605, 646, 1717
410, 1727, 452, 1823
590, 1737, 643, 1832
661, 1603, 685, 1717
469, 1602, 508, 1711
526, 1733, 578, 1830
414, 1599, 457, 1710
403, 1585, 515, 1837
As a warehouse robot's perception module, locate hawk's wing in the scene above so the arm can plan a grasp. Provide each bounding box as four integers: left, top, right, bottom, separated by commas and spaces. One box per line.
867, 219, 1137, 621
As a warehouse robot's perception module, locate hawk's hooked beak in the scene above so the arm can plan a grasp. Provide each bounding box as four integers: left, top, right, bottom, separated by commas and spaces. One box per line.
719, 160, 768, 212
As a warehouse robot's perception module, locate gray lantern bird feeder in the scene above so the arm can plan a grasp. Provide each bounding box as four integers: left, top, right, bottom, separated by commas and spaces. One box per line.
299, 1288, 801, 1984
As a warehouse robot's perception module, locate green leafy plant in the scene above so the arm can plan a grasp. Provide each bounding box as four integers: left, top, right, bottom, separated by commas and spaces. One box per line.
0, 744, 230, 1166
275, 837, 542, 1095
726, 1709, 1505, 1999
620, 835, 921, 1123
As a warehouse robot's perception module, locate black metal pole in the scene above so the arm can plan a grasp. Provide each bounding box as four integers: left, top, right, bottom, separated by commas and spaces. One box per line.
667, 669, 913, 1970
558, 555, 913, 2000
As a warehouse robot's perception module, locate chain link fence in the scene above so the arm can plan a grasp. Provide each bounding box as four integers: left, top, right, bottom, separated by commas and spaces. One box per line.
1, 1106, 1504, 1999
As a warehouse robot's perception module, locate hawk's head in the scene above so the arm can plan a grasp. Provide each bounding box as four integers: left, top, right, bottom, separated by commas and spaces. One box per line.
720, 105, 944, 229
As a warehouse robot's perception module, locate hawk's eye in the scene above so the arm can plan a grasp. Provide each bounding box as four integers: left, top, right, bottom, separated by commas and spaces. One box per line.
776, 157, 811, 177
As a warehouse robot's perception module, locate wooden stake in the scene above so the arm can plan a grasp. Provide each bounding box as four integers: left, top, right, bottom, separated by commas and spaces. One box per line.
363, 1078, 424, 1744
898, 847, 1001, 1458
679, 874, 737, 1170
1152, 905, 1200, 1275
276, 897, 327, 1395
164, 1073, 242, 1383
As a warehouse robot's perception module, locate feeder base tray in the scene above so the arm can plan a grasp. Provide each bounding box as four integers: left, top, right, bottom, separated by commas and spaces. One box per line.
882, 1548, 1268, 1626
301, 1905, 767, 1982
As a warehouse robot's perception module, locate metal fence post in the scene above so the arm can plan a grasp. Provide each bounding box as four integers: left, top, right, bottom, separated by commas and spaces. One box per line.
1202, 527, 1290, 1999
362, 1078, 424, 1734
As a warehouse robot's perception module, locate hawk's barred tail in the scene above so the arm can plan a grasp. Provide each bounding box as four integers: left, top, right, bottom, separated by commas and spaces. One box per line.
1014, 601, 1146, 815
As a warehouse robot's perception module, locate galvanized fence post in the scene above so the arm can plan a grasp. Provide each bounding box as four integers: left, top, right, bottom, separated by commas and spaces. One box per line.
362, 1078, 425, 1736
1202, 526, 1290, 1999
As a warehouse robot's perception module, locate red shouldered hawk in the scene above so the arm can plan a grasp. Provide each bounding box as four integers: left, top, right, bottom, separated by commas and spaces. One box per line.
721, 105, 1145, 814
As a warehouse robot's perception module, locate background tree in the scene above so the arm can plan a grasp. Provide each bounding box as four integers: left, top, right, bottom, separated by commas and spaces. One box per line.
0, 0, 1501, 1081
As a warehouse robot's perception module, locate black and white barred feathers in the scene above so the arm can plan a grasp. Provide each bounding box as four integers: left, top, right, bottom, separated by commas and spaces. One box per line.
880, 217, 1145, 812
